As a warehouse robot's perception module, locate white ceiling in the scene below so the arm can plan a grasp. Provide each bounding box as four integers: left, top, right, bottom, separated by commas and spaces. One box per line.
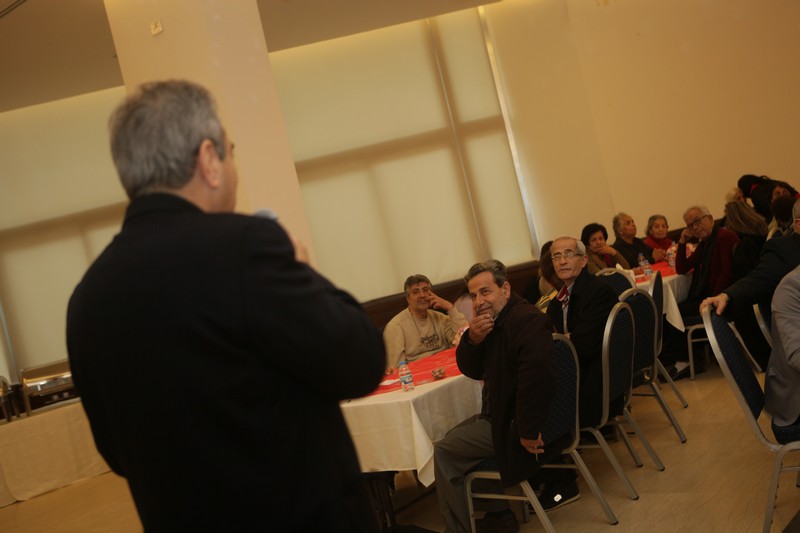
0, 0, 497, 113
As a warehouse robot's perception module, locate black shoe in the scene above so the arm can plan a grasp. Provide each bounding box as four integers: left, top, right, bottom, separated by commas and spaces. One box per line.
530, 481, 580, 513
475, 509, 519, 533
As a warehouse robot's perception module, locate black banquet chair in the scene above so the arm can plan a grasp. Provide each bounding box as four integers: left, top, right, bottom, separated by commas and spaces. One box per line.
620, 287, 687, 443
465, 334, 618, 532
647, 271, 688, 408
594, 268, 635, 298
578, 302, 664, 505
702, 306, 800, 533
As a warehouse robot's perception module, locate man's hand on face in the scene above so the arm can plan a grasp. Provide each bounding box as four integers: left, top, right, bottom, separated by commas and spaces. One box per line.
467, 313, 494, 344
428, 291, 453, 312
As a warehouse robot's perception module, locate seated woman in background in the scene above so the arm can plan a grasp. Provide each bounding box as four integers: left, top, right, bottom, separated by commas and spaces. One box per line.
611, 212, 665, 266
534, 249, 560, 312
721, 200, 771, 368
724, 201, 768, 281
521, 241, 553, 304
581, 222, 630, 274
768, 195, 797, 240
726, 187, 745, 203
643, 214, 674, 251
738, 174, 799, 223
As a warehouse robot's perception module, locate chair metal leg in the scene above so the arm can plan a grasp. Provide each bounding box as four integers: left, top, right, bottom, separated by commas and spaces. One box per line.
583, 427, 639, 500
656, 359, 688, 408
466, 473, 556, 533
520, 481, 556, 533
686, 324, 708, 381
649, 380, 687, 443
763, 452, 785, 533
622, 408, 665, 471
615, 420, 644, 467
466, 475, 478, 533
570, 450, 619, 525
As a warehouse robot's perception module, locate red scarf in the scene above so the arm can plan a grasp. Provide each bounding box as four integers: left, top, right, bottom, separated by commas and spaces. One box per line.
644, 235, 672, 251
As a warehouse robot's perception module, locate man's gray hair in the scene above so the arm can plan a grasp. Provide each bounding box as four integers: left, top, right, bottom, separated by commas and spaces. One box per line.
465, 259, 508, 288
109, 80, 227, 199
403, 274, 431, 296
553, 236, 586, 256
611, 212, 630, 238
683, 205, 712, 219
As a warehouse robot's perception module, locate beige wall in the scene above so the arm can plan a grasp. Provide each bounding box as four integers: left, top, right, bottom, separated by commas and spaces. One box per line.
0, 87, 127, 231
2, 0, 800, 376
485, 0, 800, 241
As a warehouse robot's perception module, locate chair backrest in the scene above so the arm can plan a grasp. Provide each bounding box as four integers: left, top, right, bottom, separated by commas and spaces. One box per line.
595, 268, 636, 298
541, 334, 579, 452
702, 306, 774, 450
753, 303, 773, 348
648, 271, 664, 355
600, 302, 635, 426
619, 288, 658, 386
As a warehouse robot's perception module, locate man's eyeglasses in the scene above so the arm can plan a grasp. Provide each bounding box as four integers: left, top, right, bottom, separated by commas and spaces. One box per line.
551, 250, 583, 262
688, 215, 710, 228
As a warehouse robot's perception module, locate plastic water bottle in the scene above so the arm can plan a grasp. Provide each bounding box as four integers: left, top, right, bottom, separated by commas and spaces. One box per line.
638, 253, 652, 279
666, 248, 676, 271
398, 361, 415, 392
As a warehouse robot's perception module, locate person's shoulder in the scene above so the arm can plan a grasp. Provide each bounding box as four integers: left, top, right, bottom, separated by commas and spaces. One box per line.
505, 297, 552, 329
779, 265, 800, 289
765, 232, 800, 254
580, 271, 617, 300
717, 227, 740, 241
774, 266, 800, 309
385, 308, 410, 327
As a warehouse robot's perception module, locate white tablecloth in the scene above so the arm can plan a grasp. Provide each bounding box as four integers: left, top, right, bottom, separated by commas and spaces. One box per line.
341, 374, 482, 486
636, 273, 690, 331
0, 399, 109, 507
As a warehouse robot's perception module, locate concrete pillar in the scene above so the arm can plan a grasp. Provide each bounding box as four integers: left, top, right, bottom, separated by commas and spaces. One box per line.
103, 0, 315, 261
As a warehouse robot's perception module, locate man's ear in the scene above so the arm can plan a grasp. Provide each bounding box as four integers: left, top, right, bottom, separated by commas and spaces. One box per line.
195, 139, 223, 190
502, 281, 511, 297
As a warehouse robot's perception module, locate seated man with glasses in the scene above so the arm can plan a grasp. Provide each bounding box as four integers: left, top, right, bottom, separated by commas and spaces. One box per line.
383, 274, 468, 371
667, 205, 739, 377
676, 205, 740, 316
543, 237, 618, 508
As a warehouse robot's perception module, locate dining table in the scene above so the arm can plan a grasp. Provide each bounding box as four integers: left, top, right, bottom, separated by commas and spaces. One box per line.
631, 261, 690, 331
340, 347, 482, 487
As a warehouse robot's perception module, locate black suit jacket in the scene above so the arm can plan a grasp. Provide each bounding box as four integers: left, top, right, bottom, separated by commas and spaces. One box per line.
67, 194, 385, 532
547, 269, 617, 427
457, 293, 564, 486
725, 231, 800, 313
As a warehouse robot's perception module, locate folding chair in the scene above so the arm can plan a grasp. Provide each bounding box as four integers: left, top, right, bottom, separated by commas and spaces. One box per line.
465, 334, 618, 532
703, 307, 800, 533
621, 288, 687, 443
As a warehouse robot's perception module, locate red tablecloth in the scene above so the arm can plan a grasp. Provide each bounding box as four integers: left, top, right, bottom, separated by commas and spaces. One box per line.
371, 347, 462, 396
634, 260, 676, 283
